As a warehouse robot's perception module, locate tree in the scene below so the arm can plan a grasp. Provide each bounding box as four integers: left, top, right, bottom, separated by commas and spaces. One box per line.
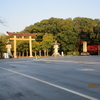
93, 19, 100, 43
0, 34, 9, 58
17, 41, 29, 56
41, 33, 54, 50
32, 41, 40, 52
57, 18, 79, 54
74, 17, 95, 40
73, 17, 96, 52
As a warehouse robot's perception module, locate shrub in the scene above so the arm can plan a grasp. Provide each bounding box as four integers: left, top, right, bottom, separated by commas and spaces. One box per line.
67, 52, 79, 55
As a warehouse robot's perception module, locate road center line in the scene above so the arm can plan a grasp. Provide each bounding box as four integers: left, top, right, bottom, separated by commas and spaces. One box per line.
0, 67, 98, 100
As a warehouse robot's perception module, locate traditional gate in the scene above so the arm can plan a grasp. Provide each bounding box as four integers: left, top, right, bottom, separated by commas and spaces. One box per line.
7, 32, 37, 58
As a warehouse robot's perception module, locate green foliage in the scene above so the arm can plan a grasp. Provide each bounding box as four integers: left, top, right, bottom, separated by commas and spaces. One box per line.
57, 19, 79, 53
1, 17, 100, 55
41, 33, 54, 51
32, 33, 54, 51
32, 41, 40, 52
67, 52, 74, 55
21, 17, 62, 36
17, 41, 29, 52
73, 17, 94, 40
19, 17, 100, 54
0, 34, 9, 53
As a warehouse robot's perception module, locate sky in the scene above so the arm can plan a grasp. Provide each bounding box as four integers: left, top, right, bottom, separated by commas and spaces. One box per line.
0, 0, 100, 35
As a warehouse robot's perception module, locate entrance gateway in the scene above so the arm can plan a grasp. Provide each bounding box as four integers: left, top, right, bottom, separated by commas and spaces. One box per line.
7, 32, 37, 58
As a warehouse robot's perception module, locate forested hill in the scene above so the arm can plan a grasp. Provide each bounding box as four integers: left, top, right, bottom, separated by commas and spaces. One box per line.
20, 17, 100, 53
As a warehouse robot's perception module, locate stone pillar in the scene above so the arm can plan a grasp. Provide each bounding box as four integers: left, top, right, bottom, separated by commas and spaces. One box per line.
35, 51, 37, 57
54, 45, 58, 53
39, 50, 41, 57
29, 36, 33, 57
83, 41, 87, 52
81, 41, 89, 55
19, 52, 21, 57
14, 35, 17, 58
44, 49, 46, 56
46, 49, 48, 56
26, 51, 28, 57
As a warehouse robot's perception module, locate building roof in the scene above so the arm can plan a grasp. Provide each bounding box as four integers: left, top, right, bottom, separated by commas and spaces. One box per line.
7, 32, 37, 36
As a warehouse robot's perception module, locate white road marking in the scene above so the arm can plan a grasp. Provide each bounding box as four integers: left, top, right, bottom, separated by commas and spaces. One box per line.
6, 61, 32, 63
77, 69, 100, 72
38, 59, 100, 65
0, 67, 98, 100
77, 69, 95, 71
10, 64, 27, 67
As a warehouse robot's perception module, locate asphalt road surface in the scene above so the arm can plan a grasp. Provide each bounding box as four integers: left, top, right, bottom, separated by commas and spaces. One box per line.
0, 56, 100, 100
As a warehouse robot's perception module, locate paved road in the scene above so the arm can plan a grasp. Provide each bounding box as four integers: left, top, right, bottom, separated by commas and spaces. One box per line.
0, 56, 100, 100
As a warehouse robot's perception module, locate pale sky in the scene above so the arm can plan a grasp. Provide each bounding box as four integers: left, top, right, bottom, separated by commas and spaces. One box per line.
0, 0, 100, 34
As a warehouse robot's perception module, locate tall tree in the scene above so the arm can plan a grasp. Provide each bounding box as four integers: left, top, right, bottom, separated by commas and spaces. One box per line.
17, 41, 29, 56
41, 33, 54, 51
57, 18, 79, 53
93, 19, 100, 43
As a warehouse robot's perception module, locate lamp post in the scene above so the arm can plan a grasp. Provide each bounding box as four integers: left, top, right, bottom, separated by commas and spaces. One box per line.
52, 41, 61, 56
5, 40, 13, 58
